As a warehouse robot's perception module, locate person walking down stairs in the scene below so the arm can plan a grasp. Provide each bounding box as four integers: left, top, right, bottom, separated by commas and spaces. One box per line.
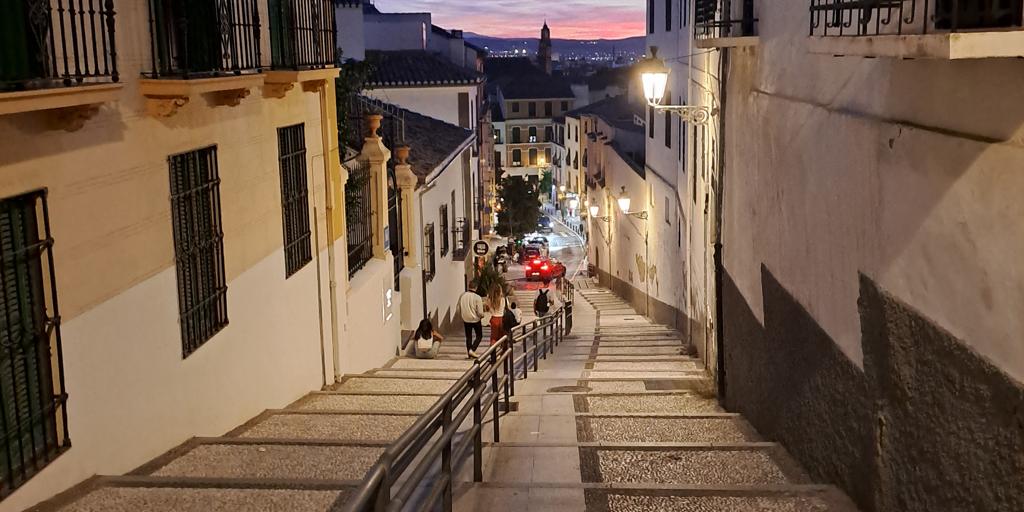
459, 281, 487, 358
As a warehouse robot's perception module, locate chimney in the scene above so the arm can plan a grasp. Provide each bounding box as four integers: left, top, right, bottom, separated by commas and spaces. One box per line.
451, 29, 464, 39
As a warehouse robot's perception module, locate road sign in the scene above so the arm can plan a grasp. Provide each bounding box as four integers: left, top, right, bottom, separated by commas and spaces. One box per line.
473, 240, 490, 256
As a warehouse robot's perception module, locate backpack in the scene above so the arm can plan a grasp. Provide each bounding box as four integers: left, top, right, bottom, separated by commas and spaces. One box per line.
502, 298, 518, 331
534, 290, 550, 315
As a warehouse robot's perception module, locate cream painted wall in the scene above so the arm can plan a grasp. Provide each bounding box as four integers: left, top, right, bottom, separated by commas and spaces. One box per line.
342, 257, 402, 374
365, 86, 478, 130
0, 2, 337, 508
714, 0, 1024, 380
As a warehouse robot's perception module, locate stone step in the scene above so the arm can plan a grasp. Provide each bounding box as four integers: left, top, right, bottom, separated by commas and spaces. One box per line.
589, 361, 700, 371
135, 439, 383, 482
579, 446, 810, 486
574, 392, 720, 413
333, 377, 456, 394
387, 358, 474, 370
371, 369, 467, 379
229, 411, 417, 443
576, 416, 760, 443
34, 479, 349, 512
596, 346, 688, 355
580, 379, 712, 393
291, 393, 440, 414
585, 371, 705, 379
584, 487, 859, 512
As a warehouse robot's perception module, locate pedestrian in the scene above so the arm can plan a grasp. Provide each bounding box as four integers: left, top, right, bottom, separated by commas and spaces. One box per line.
487, 286, 506, 345
406, 319, 444, 359
534, 289, 551, 317
506, 301, 523, 329
459, 281, 487, 358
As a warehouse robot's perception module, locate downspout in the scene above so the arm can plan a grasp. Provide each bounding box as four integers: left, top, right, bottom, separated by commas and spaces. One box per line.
318, 79, 342, 385
713, 49, 730, 401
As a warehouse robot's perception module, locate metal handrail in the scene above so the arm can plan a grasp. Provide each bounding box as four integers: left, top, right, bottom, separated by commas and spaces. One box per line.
344, 282, 574, 512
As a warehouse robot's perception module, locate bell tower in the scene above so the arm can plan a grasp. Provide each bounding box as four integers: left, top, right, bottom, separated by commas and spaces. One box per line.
538, 21, 552, 75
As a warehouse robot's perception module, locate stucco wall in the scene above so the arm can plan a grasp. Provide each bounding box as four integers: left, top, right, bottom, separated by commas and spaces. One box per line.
713, 0, 1024, 510
0, 2, 338, 508
365, 86, 477, 130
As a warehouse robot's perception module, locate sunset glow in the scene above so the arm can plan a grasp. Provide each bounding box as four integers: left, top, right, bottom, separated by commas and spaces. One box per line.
374, 0, 644, 39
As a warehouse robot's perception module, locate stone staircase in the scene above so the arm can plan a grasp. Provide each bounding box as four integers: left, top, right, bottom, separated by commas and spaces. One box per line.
451, 280, 861, 511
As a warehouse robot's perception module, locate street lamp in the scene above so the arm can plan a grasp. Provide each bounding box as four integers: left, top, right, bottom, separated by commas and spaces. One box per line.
638, 47, 715, 125
589, 204, 610, 222
569, 198, 579, 210
617, 186, 648, 220
559, 185, 566, 193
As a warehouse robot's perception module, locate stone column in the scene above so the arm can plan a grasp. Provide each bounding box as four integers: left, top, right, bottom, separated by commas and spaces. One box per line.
394, 146, 418, 264
358, 114, 391, 260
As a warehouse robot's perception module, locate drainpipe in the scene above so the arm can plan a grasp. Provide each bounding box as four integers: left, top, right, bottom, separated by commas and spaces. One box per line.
713, 49, 730, 401
317, 77, 343, 385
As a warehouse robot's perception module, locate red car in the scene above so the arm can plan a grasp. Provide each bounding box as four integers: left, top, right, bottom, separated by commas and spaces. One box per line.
525, 257, 566, 282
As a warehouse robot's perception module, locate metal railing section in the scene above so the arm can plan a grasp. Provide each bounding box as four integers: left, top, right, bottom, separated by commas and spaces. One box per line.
268, 0, 336, 70
146, 0, 263, 79
1, 0, 119, 92
810, 0, 1023, 36
344, 281, 575, 512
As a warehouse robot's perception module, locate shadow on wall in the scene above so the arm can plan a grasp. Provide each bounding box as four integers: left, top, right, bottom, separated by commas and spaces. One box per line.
722, 264, 1024, 512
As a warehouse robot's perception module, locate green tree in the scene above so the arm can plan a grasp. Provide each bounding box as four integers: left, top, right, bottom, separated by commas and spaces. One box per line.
496, 175, 541, 241
539, 169, 553, 199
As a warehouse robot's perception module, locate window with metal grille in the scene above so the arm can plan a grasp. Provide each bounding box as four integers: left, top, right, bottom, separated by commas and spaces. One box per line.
439, 205, 450, 257
664, 89, 672, 148
169, 147, 229, 357
347, 164, 373, 278
423, 223, 436, 281
277, 124, 312, 277
0, 190, 69, 498
452, 218, 469, 259
666, 0, 673, 30
388, 167, 404, 291
528, 102, 537, 117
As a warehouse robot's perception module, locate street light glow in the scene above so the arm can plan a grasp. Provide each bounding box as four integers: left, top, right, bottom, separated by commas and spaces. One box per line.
638, 47, 670, 106
589, 205, 599, 217
617, 187, 631, 213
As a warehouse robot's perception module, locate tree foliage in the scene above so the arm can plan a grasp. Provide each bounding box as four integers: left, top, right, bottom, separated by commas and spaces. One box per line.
496, 175, 541, 241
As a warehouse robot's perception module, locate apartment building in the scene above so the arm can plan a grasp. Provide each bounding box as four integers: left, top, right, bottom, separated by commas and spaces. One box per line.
650, 0, 1024, 510
0, 1, 341, 509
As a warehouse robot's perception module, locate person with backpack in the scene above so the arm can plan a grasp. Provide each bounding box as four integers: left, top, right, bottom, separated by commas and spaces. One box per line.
534, 289, 551, 317
506, 301, 523, 329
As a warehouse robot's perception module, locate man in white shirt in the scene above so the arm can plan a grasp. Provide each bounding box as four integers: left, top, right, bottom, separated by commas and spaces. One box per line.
459, 281, 487, 358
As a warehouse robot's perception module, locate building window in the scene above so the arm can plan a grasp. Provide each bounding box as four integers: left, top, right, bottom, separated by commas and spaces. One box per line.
347, 163, 373, 278
424, 223, 435, 281
511, 102, 520, 113
494, 129, 502, 143
169, 146, 228, 357
665, 196, 672, 224
664, 89, 673, 148
388, 167, 404, 291
545, 126, 553, 142
575, 125, 579, 142
529, 126, 538, 143
452, 217, 469, 258
528, 102, 537, 117
512, 149, 522, 166
561, 100, 569, 111
512, 127, 521, 144
648, 0, 656, 33
495, 150, 503, 168
0, 190, 70, 496
666, 0, 673, 30
529, 148, 538, 166
545, 148, 552, 165
439, 205, 450, 257
648, 105, 656, 138
277, 124, 312, 277
544, 101, 553, 116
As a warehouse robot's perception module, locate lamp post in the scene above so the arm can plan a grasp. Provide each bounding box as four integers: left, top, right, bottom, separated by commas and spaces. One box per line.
638, 47, 715, 125
616, 186, 648, 220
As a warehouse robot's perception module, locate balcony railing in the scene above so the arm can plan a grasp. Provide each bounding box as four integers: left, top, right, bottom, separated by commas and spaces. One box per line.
146, 0, 262, 79
343, 95, 405, 152
347, 159, 373, 278
695, 0, 758, 39
810, 0, 1023, 36
1, 0, 119, 92
269, 0, 336, 70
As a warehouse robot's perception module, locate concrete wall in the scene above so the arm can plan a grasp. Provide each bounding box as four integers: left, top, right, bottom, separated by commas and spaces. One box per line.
0, 2, 338, 509
705, 0, 1024, 510
364, 12, 431, 51
336, 3, 366, 60
365, 86, 478, 130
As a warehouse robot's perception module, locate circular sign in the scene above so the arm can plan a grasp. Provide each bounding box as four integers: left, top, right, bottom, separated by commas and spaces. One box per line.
473, 241, 490, 256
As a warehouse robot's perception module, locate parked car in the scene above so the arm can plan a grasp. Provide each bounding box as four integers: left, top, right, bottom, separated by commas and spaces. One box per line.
529, 236, 549, 248
537, 215, 554, 234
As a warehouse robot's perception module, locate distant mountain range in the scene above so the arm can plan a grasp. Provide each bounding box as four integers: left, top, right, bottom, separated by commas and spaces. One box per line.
465, 33, 645, 58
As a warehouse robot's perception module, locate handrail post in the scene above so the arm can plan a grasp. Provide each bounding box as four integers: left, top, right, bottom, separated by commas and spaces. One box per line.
502, 344, 511, 411
472, 367, 483, 482
532, 330, 539, 371
508, 335, 516, 394
490, 350, 501, 443
442, 399, 453, 511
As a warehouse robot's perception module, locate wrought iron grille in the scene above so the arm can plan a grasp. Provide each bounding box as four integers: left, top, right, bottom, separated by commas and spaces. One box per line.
169, 146, 229, 358
387, 167, 404, 291
423, 223, 436, 282
278, 124, 312, 278
439, 205, 449, 257
146, 0, 262, 79
1, 0, 119, 91
452, 217, 469, 259
347, 162, 373, 278
810, 0, 1022, 35
695, 0, 757, 39
269, 0, 336, 70
0, 190, 69, 499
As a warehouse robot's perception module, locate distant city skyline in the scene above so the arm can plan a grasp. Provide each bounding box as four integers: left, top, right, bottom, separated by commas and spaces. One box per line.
373, 0, 644, 39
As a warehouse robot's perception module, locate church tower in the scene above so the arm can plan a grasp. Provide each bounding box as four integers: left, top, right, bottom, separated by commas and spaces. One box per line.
538, 21, 552, 75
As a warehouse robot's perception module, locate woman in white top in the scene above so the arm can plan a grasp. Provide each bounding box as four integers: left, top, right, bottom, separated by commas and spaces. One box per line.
407, 319, 444, 359
487, 287, 506, 345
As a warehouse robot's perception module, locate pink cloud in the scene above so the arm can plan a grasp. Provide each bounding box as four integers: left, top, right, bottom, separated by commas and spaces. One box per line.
374, 0, 644, 39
